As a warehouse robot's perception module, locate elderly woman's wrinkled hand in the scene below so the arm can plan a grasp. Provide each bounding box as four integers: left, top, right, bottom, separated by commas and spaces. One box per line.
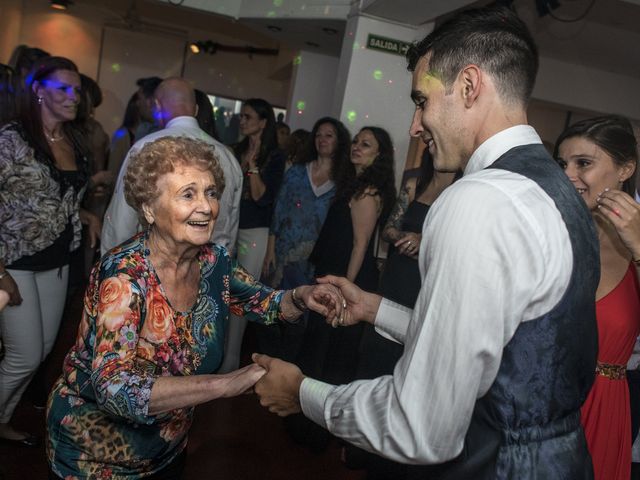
296, 284, 345, 324
221, 363, 267, 397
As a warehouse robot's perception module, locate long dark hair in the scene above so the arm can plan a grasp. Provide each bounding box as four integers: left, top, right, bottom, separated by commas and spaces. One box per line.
338, 126, 397, 227
554, 115, 638, 196
121, 92, 141, 134
0, 64, 16, 127
17, 57, 90, 193
233, 97, 278, 168
195, 89, 220, 141
299, 116, 352, 192
18, 56, 89, 161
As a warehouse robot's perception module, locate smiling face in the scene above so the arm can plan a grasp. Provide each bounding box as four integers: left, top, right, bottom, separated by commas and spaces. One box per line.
557, 136, 635, 210
409, 56, 469, 173
350, 129, 380, 172
239, 105, 266, 138
145, 165, 219, 248
315, 122, 338, 158
34, 69, 81, 123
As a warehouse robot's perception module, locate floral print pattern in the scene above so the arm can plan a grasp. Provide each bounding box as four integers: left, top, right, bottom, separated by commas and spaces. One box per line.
47, 232, 284, 479
0, 122, 87, 265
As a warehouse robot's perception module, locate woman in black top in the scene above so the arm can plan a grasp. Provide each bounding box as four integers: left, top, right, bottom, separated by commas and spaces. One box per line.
0, 56, 98, 446
219, 98, 285, 373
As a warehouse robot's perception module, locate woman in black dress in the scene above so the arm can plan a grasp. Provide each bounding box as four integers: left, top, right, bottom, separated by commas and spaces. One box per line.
288, 126, 396, 451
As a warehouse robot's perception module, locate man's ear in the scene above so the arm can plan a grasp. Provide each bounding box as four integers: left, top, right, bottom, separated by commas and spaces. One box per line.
460, 64, 482, 108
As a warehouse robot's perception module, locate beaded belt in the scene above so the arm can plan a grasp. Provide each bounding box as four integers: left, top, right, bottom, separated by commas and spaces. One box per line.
595, 361, 626, 380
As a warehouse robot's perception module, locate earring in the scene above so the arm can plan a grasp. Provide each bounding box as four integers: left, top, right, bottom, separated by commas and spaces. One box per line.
37, 97, 43, 105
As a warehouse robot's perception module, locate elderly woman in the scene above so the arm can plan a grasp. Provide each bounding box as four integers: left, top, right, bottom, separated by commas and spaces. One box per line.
0, 56, 99, 446
46, 136, 341, 479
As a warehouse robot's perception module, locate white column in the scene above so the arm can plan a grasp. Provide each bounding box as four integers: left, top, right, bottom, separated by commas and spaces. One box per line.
332, 14, 433, 177
285, 50, 340, 130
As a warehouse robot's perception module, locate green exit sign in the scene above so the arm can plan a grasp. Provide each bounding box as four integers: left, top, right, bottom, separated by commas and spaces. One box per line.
366, 34, 412, 56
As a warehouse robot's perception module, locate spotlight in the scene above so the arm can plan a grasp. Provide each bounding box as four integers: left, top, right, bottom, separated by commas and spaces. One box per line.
189, 42, 200, 54
50, 0, 72, 10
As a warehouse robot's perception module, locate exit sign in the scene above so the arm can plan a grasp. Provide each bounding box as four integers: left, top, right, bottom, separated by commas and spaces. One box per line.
366, 34, 412, 56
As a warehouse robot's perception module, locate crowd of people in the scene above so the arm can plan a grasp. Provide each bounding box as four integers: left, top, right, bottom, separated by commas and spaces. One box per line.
0, 4, 639, 480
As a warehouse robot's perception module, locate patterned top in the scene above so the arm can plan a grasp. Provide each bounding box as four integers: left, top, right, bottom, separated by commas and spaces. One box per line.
0, 121, 87, 266
269, 163, 335, 287
47, 232, 285, 479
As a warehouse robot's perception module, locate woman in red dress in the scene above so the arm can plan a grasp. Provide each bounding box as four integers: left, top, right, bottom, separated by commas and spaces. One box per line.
556, 115, 640, 480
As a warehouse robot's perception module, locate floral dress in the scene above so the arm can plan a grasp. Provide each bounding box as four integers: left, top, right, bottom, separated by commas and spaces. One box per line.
47, 232, 285, 479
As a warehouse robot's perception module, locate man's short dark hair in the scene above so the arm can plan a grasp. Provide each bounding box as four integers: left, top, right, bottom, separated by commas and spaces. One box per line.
406, 6, 538, 107
136, 76, 163, 99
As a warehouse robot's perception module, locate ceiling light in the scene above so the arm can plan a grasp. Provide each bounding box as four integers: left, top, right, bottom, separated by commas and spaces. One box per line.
322, 27, 338, 35
305, 41, 320, 48
267, 25, 282, 32
189, 42, 200, 54
50, 0, 72, 9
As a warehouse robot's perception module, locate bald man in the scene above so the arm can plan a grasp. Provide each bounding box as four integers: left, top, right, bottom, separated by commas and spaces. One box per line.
102, 77, 242, 255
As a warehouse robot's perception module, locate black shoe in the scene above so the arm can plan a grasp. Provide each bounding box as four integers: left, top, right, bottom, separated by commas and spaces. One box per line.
0, 434, 41, 448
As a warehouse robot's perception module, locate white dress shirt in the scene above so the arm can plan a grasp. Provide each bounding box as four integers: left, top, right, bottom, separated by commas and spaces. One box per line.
300, 125, 573, 464
101, 116, 242, 255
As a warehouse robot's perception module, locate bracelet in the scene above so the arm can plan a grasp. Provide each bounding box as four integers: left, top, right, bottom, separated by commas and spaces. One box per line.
291, 288, 307, 311
0, 271, 9, 280
246, 168, 259, 176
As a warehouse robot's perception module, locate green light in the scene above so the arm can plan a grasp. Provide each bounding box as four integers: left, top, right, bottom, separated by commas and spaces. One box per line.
373, 69, 383, 80
111, 63, 121, 73
352, 41, 360, 51
296, 100, 306, 110
346, 110, 357, 123
273, 0, 283, 6
266, 10, 276, 17
293, 55, 302, 65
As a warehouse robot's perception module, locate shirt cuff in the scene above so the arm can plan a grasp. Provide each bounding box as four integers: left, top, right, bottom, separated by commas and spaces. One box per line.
299, 377, 335, 429
374, 298, 412, 344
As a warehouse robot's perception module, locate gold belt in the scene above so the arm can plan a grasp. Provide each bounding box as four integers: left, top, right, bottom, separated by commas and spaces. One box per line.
595, 361, 626, 380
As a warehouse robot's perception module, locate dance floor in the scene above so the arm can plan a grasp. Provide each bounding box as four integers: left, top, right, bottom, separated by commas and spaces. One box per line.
0, 285, 365, 480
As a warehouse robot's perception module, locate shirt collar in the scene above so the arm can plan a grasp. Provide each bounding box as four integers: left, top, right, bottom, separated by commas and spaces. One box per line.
464, 125, 542, 176
165, 116, 198, 129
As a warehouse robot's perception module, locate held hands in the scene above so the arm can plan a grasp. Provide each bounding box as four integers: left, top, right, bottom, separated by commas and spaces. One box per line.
597, 189, 640, 258
220, 363, 267, 397
295, 284, 345, 327
252, 353, 304, 416
316, 275, 381, 327
395, 232, 421, 258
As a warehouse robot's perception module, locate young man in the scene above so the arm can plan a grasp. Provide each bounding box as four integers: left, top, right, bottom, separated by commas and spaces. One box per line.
253, 6, 599, 479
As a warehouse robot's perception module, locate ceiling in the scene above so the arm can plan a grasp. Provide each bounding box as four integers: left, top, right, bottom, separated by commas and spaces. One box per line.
233, 0, 640, 80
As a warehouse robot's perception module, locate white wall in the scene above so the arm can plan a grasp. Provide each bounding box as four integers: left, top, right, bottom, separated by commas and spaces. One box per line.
285, 50, 340, 130
534, 56, 640, 121
333, 14, 433, 176
1, 0, 293, 135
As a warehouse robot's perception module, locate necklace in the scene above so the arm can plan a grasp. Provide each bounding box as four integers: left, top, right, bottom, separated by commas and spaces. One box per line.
44, 128, 64, 143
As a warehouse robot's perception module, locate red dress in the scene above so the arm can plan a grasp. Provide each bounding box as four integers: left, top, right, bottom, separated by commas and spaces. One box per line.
581, 262, 640, 480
